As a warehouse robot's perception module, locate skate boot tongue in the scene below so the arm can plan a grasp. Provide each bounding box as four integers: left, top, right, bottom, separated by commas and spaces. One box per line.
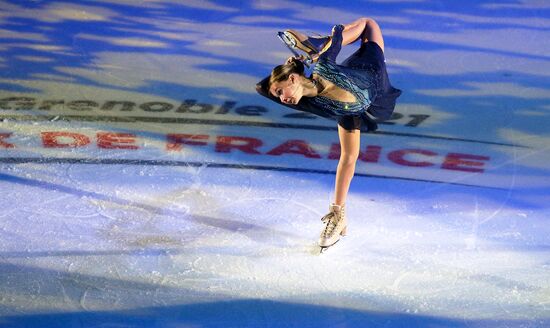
319, 203, 347, 249
329, 203, 342, 213
321, 213, 337, 236
322, 204, 343, 233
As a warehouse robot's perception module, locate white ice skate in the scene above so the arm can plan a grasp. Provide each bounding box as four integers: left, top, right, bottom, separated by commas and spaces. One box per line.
277, 30, 331, 68
319, 203, 347, 253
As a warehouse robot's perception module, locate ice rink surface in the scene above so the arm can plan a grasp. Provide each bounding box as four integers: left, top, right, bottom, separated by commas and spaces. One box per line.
0, 0, 549, 327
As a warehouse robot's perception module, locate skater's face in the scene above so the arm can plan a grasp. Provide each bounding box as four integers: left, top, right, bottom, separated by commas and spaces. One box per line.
270, 74, 303, 105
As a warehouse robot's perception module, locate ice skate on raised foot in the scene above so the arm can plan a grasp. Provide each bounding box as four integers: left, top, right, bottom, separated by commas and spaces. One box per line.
277, 30, 331, 67
319, 203, 347, 253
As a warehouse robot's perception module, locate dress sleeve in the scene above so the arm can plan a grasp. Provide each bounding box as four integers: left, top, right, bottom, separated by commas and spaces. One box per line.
318, 24, 344, 63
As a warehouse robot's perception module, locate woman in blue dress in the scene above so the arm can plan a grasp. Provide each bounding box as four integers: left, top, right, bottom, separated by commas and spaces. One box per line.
256, 18, 401, 250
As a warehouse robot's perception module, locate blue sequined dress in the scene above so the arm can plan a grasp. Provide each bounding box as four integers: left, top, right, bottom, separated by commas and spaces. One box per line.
256, 24, 401, 132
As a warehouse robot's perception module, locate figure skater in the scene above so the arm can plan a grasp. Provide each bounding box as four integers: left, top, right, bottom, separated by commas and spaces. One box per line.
256, 17, 401, 251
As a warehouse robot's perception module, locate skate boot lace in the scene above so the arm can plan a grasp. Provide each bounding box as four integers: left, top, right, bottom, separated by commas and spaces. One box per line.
321, 212, 339, 237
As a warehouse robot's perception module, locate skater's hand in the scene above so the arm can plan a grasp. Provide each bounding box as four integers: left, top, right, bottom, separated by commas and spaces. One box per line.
286, 55, 305, 64
332, 24, 345, 34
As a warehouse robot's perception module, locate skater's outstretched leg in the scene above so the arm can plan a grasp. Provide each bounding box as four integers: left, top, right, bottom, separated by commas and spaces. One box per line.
341, 17, 384, 51
279, 17, 385, 62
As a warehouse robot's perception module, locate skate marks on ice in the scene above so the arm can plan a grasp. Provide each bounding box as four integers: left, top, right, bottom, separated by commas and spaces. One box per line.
0, 167, 312, 253
1, 159, 325, 257
2, 166, 550, 325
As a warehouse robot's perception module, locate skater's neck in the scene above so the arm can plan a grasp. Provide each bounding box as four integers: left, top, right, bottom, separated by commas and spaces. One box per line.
302, 77, 324, 97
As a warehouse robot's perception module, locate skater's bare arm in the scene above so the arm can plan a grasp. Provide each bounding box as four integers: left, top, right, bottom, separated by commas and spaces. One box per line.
334, 125, 360, 206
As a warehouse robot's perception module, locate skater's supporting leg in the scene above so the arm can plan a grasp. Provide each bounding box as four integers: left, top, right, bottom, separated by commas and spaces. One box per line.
317, 125, 358, 249
334, 125, 360, 206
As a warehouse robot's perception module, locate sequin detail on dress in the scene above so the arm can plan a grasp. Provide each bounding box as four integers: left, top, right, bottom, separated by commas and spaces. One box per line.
306, 24, 380, 116
311, 60, 379, 115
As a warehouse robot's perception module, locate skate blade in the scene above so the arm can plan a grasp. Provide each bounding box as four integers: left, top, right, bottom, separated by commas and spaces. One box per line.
319, 239, 340, 254
277, 31, 297, 48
